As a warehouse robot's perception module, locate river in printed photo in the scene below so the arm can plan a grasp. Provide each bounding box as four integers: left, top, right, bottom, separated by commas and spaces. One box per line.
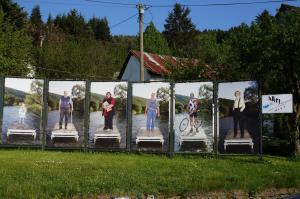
46, 110, 85, 147
218, 116, 260, 154
174, 113, 213, 152
89, 111, 127, 148
131, 114, 169, 152
1, 106, 42, 145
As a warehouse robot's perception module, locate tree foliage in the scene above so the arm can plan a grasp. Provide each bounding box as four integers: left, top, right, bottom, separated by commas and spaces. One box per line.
144, 22, 170, 55
0, 11, 32, 76
163, 3, 197, 56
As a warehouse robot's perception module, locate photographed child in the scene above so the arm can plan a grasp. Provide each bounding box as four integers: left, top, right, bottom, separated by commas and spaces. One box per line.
232, 91, 246, 138
18, 102, 27, 124
145, 93, 160, 131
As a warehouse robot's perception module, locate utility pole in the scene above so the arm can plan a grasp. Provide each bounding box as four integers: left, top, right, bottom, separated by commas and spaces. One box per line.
138, 3, 144, 81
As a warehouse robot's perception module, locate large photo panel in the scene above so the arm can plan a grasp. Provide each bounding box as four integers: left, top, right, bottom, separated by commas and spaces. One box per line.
46, 81, 86, 147
218, 81, 260, 154
89, 82, 127, 149
131, 82, 170, 152
1, 78, 44, 145
174, 82, 214, 152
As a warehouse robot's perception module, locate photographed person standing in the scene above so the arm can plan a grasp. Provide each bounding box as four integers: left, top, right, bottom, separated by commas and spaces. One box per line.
233, 91, 246, 138
59, 91, 73, 129
187, 93, 200, 133
145, 93, 160, 131
18, 102, 27, 124
102, 92, 116, 131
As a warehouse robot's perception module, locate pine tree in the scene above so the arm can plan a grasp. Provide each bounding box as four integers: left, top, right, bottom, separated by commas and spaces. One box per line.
144, 22, 170, 55
97, 17, 111, 41
0, 0, 27, 29
0, 10, 32, 76
30, 5, 43, 27
88, 17, 111, 41
163, 3, 197, 56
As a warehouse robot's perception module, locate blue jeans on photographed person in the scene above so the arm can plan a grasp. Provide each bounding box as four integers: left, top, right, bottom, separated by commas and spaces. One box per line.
146, 110, 156, 131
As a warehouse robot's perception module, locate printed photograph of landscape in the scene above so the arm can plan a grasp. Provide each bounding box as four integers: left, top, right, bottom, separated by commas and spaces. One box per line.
46, 81, 86, 148
2, 78, 44, 145
174, 82, 213, 152
131, 82, 170, 152
218, 81, 260, 154
89, 82, 127, 149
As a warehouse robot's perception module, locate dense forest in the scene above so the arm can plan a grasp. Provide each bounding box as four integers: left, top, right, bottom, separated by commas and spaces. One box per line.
0, 0, 299, 154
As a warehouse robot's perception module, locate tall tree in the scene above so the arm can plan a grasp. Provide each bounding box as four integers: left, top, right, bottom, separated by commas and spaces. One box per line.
144, 22, 170, 55
54, 9, 91, 38
0, 11, 32, 76
29, 5, 44, 47
97, 17, 111, 41
88, 17, 111, 41
163, 3, 197, 56
0, 0, 27, 29
30, 5, 43, 27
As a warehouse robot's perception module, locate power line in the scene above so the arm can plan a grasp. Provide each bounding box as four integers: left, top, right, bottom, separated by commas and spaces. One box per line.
15, 0, 136, 8
142, 7, 153, 26
110, 13, 138, 29
85, 0, 136, 7
145, 0, 300, 8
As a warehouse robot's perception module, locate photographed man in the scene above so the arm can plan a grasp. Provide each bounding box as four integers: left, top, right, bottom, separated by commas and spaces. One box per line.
187, 92, 199, 133
59, 91, 73, 129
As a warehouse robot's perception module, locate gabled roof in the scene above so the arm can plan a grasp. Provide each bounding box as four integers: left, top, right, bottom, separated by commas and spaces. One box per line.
118, 50, 223, 80
118, 50, 191, 79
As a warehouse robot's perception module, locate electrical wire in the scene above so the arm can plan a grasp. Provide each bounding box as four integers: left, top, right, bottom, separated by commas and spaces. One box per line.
145, 0, 300, 8
142, 7, 154, 26
110, 13, 138, 29
85, 0, 137, 7
15, 0, 136, 8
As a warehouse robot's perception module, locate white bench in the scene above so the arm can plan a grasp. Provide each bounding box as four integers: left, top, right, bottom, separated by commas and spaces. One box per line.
136, 127, 164, 145
224, 129, 254, 151
136, 136, 164, 145
7, 129, 37, 140
179, 129, 207, 146
224, 139, 254, 151
93, 126, 121, 143
51, 123, 79, 142
94, 133, 121, 143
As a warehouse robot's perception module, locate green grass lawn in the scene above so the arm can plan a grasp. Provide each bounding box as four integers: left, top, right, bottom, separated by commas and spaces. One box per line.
0, 150, 299, 198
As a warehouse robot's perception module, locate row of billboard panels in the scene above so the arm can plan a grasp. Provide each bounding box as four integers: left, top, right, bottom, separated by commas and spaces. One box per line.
0, 78, 261, 154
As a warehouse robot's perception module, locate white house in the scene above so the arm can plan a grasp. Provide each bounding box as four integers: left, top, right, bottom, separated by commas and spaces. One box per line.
118, 50, 180, 81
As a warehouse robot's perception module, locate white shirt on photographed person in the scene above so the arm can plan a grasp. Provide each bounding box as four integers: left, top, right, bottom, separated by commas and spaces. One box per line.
233, 97, 245, 112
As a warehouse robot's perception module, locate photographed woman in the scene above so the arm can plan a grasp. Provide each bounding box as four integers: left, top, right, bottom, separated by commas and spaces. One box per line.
233, 91, 246, 138
102, 92, 116, 131
145, 93, 160, 131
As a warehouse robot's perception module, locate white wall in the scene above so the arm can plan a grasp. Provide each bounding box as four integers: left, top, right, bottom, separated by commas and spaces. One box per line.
120, 56, 152, 81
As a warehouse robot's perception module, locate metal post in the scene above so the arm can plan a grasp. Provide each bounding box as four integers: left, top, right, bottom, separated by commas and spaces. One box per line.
41, 79, 49, 150
0, 78, 4, 145
138, 4, 144, 81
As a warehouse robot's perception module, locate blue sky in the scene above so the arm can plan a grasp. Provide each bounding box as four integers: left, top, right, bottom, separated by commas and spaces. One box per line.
5, 78, 40, 93
91, 81, 127, 96
49, 81, 85, 95
174, 82, 213, 98
133, 82, 170, 98
15, 0, 300, 35
218, 81, 254, 100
